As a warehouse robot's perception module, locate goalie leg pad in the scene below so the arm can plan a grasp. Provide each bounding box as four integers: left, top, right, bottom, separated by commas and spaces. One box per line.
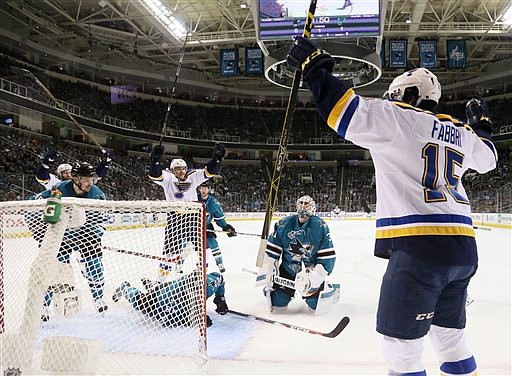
54, 287, 80, 317
311, 283, 341, 313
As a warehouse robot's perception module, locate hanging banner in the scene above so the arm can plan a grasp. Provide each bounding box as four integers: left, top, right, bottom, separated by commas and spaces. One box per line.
389, 40, 407, 68
220, 49, 239, 76
418, 40, 437, 68
245, 47, 264, 76
446, 40, 466, 69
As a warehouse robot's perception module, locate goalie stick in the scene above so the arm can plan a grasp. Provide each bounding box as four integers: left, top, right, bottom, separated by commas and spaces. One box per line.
255, 0, 318, 269
228, 310, 349, 338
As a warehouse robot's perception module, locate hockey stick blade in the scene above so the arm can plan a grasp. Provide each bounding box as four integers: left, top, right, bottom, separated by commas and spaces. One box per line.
228, 310, 349, 338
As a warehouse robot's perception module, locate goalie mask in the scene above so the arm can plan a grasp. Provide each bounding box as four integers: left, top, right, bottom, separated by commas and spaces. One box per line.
384, 68, 441, 107
296, 195, 316, 219
170, 158, 187, 171
56, 163, 73, 179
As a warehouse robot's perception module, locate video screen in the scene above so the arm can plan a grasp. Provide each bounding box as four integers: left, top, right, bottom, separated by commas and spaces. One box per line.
258, 0, 380, 40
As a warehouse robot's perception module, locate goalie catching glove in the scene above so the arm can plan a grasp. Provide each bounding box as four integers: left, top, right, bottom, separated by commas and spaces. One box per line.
286, 36, 334, 82
222, 224, 237, 237
295, 264, 328, 297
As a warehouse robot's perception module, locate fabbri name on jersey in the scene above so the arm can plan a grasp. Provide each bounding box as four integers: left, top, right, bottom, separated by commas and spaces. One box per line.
431, 120, 462, 147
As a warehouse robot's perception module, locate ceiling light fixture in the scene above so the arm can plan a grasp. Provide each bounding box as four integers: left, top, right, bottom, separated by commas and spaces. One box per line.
139, 0, 187, 40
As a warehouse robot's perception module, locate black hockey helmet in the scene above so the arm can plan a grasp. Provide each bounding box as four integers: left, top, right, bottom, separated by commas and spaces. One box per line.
72, 161, 97, 177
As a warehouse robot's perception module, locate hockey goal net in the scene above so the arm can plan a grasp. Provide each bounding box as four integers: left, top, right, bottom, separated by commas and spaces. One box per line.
0, 198, 207, 375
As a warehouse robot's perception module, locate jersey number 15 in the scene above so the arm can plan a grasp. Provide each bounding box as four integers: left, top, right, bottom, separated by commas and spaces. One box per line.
421, 143, 469, 205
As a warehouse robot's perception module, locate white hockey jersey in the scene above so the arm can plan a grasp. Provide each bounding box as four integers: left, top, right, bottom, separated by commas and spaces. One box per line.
149, 168, 212, 201
318, 88, 497, 265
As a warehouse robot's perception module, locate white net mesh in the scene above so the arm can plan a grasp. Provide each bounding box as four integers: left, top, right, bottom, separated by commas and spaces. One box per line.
1, 199, 207, 375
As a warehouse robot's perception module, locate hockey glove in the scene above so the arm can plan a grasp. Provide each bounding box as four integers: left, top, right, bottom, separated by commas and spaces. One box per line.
222, 224, 237, 237
295, 264, 327, 296
150, 145, 165, 163
466, 98, 493, 135
286, 36, 334, 81
213, 295, 228, 315
96, 161, 111, 178
42, 149, 59, 165
212, 143, 226, 162
100, 149, 114, 163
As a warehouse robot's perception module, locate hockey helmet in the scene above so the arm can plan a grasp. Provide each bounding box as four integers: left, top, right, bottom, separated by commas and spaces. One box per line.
72, 161, 97, 178
296, 195, 316, 218
170, 158, 187, 171
384, 68, 441, 106
56, 163, 73, 178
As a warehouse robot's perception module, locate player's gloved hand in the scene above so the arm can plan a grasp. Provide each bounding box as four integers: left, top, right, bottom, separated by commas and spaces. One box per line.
466, 98, 493, 134
308, 264, 328, 289
96, 161, 111, 178
100, 149, 114, 163
150, 145, 165, 162
286, 36, 335, 81
222, 224, 237, 237
212, 143, 226, 162
213, 295, 228, 315
42, 149, 59, 165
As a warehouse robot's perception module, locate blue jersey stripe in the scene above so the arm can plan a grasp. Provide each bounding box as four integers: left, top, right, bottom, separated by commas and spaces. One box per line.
337, 96, 359, 138
376, 213, 473, 228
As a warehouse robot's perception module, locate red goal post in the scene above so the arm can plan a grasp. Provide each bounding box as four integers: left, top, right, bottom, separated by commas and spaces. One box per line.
0, 198, 207, 374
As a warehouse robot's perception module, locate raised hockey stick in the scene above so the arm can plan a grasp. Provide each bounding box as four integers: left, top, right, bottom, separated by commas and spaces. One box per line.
10, 66, 106, 153
228, 310, 350, 338
206, 229, 259, 237
158, 32, 189, 145
255, 0, 318, 268
103, 242, 194, 263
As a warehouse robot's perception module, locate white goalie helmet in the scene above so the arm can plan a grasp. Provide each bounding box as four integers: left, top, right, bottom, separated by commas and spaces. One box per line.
56, 163, 73, 178
384, 68, 441, 106
296, 195, 316, 218
170, 158, 187, 171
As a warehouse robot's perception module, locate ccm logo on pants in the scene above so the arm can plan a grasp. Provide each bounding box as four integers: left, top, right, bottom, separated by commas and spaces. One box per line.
415, 312, 434, 320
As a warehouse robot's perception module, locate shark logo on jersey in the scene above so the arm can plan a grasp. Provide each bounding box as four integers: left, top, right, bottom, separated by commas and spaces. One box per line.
288, 238, 312, 262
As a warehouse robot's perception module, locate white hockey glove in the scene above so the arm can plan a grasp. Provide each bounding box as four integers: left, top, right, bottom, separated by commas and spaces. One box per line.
295, 264, 328, 297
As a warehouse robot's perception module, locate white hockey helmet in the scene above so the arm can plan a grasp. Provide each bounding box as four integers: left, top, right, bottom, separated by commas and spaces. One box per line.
384, 68, 441, 106
56, 163, 73, 178
296, 195, 316, 218
170, 158, 187, 171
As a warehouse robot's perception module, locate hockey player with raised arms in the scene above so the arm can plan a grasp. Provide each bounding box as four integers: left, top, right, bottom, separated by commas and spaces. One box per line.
262, 195, 337, 312
286, 36, 497, 376
197, 180, 236, 273
35, 148, 113, 190
30, 161, 110, 321
148, 143, 226, 281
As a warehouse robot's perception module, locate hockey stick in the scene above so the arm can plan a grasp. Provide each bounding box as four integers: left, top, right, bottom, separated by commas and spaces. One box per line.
255, 0, 318, 268
228, 310, 350, 338
158, 33, 189, 145
10, 66, 106, 153
103, 243, 194, 263
473, 225, 491, 231
206, 229, 259, 237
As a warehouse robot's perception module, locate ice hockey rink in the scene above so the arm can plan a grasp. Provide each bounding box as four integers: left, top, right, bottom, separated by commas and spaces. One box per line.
200, 219, 511, 375
4, 218, 510, 375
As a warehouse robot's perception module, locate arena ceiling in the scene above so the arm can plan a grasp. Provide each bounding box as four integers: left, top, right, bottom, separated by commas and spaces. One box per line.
0, 0, 511, 101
